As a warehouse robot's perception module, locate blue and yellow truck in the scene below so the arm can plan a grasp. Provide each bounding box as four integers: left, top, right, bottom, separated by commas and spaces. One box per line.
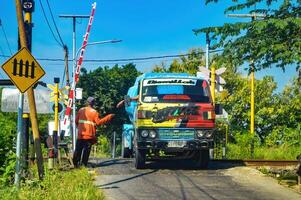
122, 73, 221, 169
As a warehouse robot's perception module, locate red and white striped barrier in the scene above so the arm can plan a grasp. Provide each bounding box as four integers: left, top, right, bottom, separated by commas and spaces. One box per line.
62, 2, 96, 133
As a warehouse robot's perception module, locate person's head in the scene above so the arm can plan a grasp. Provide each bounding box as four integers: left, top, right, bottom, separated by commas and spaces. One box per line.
86, 96, 95, 107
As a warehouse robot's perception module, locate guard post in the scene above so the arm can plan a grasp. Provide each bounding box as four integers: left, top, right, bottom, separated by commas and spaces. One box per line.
53, 78, 60, 161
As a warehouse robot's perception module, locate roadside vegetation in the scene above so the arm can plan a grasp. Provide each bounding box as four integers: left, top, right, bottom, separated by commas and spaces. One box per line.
0, 168, 104, 200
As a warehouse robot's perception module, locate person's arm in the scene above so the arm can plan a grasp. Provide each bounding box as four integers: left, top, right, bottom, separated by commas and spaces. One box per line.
116, 100, 125, 108
116, 95, 139, 108
95, 113, 115, 126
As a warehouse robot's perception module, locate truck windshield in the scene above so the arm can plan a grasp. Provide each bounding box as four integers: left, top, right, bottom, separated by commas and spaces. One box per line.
141, 78, 211, 103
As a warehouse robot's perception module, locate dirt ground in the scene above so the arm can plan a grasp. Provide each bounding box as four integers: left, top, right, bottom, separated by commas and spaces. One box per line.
223, 166, 301, 199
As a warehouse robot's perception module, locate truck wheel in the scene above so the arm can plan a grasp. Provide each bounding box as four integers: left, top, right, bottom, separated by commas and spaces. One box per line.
123, 147, 132, 158
134, 149, 146, 169
196, 149, 209, 169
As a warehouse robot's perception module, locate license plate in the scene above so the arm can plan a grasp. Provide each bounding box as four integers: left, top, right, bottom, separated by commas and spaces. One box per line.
167, 141, 187, 148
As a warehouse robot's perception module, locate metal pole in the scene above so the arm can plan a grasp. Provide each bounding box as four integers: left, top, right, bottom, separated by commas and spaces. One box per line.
227, 13, 266, 158
210, 65, 216, 105
53, 78, 60, 161
22, 114, 29, 171
72, 18, 76, 152
250, 63, 255, 135
205, 33, 209, 69
14, 93, 23, 188
112, 131, 116, 159
59, 15, 90, 152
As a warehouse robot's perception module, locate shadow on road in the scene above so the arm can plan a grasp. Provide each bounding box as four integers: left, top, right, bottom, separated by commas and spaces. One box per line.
92, 159, 132, 167
144, 159, 246, 170
96, 169, 158, 188
92, 158, 246, 171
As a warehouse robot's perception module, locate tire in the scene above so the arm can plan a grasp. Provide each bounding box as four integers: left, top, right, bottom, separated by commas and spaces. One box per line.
122, 147, 132, 158
134, 148, 146, 169
196, 149, 209, 169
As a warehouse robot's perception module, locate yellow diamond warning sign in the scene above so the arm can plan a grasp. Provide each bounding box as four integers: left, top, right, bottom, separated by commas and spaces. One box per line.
1, 47, 45, 93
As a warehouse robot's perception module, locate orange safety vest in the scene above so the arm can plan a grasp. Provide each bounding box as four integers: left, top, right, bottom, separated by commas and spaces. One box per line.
75, 106, 113, 140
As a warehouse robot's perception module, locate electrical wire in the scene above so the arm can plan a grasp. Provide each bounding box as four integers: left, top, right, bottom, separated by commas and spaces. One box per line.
0, 49, 223, 63
0, 19, 13, 55
0, 46, 6, 78
40, 0, 66, 86
0, 46, 6, 59
45, 0, 65, 46
0, 71, 5, 78
38, 0, 64, 48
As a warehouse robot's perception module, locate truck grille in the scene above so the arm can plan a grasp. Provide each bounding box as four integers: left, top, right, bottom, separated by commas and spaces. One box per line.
158, 129, 195, 140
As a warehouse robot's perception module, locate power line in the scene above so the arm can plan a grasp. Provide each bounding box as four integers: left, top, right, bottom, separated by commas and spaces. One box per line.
0, 46, 6, 59
0, 49, 223, 63
0, 19, 13, 55
38, 0, 64, 47
45, 0, 65, 46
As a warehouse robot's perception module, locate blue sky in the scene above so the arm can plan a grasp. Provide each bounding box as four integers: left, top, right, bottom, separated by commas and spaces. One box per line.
0, 0, 297, 91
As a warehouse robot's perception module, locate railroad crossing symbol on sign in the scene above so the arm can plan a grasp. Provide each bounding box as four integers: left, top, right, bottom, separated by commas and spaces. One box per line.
1, 47, 45, 93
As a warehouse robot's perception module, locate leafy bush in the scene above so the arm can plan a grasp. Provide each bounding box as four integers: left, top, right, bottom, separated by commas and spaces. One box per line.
0, 168, 104, 200
0, 154, 16, 186
96, 135, 111, 157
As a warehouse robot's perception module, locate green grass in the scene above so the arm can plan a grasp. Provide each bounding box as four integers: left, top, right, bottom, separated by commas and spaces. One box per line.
0, 168, 105, 200
226, 144, 301, 160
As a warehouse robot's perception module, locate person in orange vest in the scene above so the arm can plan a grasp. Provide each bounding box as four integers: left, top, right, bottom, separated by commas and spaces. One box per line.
73, 96, 114, 167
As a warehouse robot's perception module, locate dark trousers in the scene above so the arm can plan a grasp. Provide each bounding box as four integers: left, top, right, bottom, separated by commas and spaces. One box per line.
73, 139, 93, 167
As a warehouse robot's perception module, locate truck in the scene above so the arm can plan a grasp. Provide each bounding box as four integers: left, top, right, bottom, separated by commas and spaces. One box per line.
121, 73, 221, 169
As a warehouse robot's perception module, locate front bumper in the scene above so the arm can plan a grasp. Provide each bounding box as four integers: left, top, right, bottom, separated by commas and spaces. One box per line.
137, 139, 213, 151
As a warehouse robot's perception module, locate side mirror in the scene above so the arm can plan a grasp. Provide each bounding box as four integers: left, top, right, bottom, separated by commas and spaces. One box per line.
124, 95, 131, 107
215, 104, 223, 115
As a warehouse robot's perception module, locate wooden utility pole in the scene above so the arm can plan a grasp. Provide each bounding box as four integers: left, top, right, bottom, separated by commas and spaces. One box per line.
15, 0, 44, 179
63, 45, 70, 86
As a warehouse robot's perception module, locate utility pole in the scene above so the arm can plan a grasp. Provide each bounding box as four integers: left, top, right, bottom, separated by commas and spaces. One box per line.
59, 14, 89, 151
228, 13, 266, 158
63, 45, 70, 86
15, 0, 44, 180
228, 13, 265, 136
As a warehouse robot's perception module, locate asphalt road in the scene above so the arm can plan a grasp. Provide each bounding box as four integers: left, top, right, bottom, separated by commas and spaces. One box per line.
92, 158, 301, 200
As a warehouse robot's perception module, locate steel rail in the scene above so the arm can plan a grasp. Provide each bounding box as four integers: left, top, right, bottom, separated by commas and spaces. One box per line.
211, 159, 299, 167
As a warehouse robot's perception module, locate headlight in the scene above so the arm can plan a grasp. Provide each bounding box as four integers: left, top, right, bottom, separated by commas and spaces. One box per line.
141, 130, 149, 138
149, 130, 157, 138
205, 130, 213, 138
196, 130, 204, 138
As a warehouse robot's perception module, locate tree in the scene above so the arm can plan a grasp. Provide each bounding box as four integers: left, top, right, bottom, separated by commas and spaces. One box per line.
152, 48, 206, 74
77, 63, 140, 136
194, 0, 301, 73
219, 66, 280, 142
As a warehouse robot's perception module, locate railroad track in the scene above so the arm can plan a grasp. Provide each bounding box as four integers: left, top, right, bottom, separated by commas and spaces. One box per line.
212, 159, 299, 167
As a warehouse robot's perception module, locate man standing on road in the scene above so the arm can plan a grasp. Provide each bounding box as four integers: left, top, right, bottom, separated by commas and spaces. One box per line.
73, 96, 114, 167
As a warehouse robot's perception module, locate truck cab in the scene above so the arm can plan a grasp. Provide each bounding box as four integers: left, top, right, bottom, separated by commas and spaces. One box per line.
122, 73, 219, 169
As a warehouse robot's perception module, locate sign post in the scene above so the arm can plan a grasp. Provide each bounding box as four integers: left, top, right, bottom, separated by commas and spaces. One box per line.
14, 93, 24, 187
